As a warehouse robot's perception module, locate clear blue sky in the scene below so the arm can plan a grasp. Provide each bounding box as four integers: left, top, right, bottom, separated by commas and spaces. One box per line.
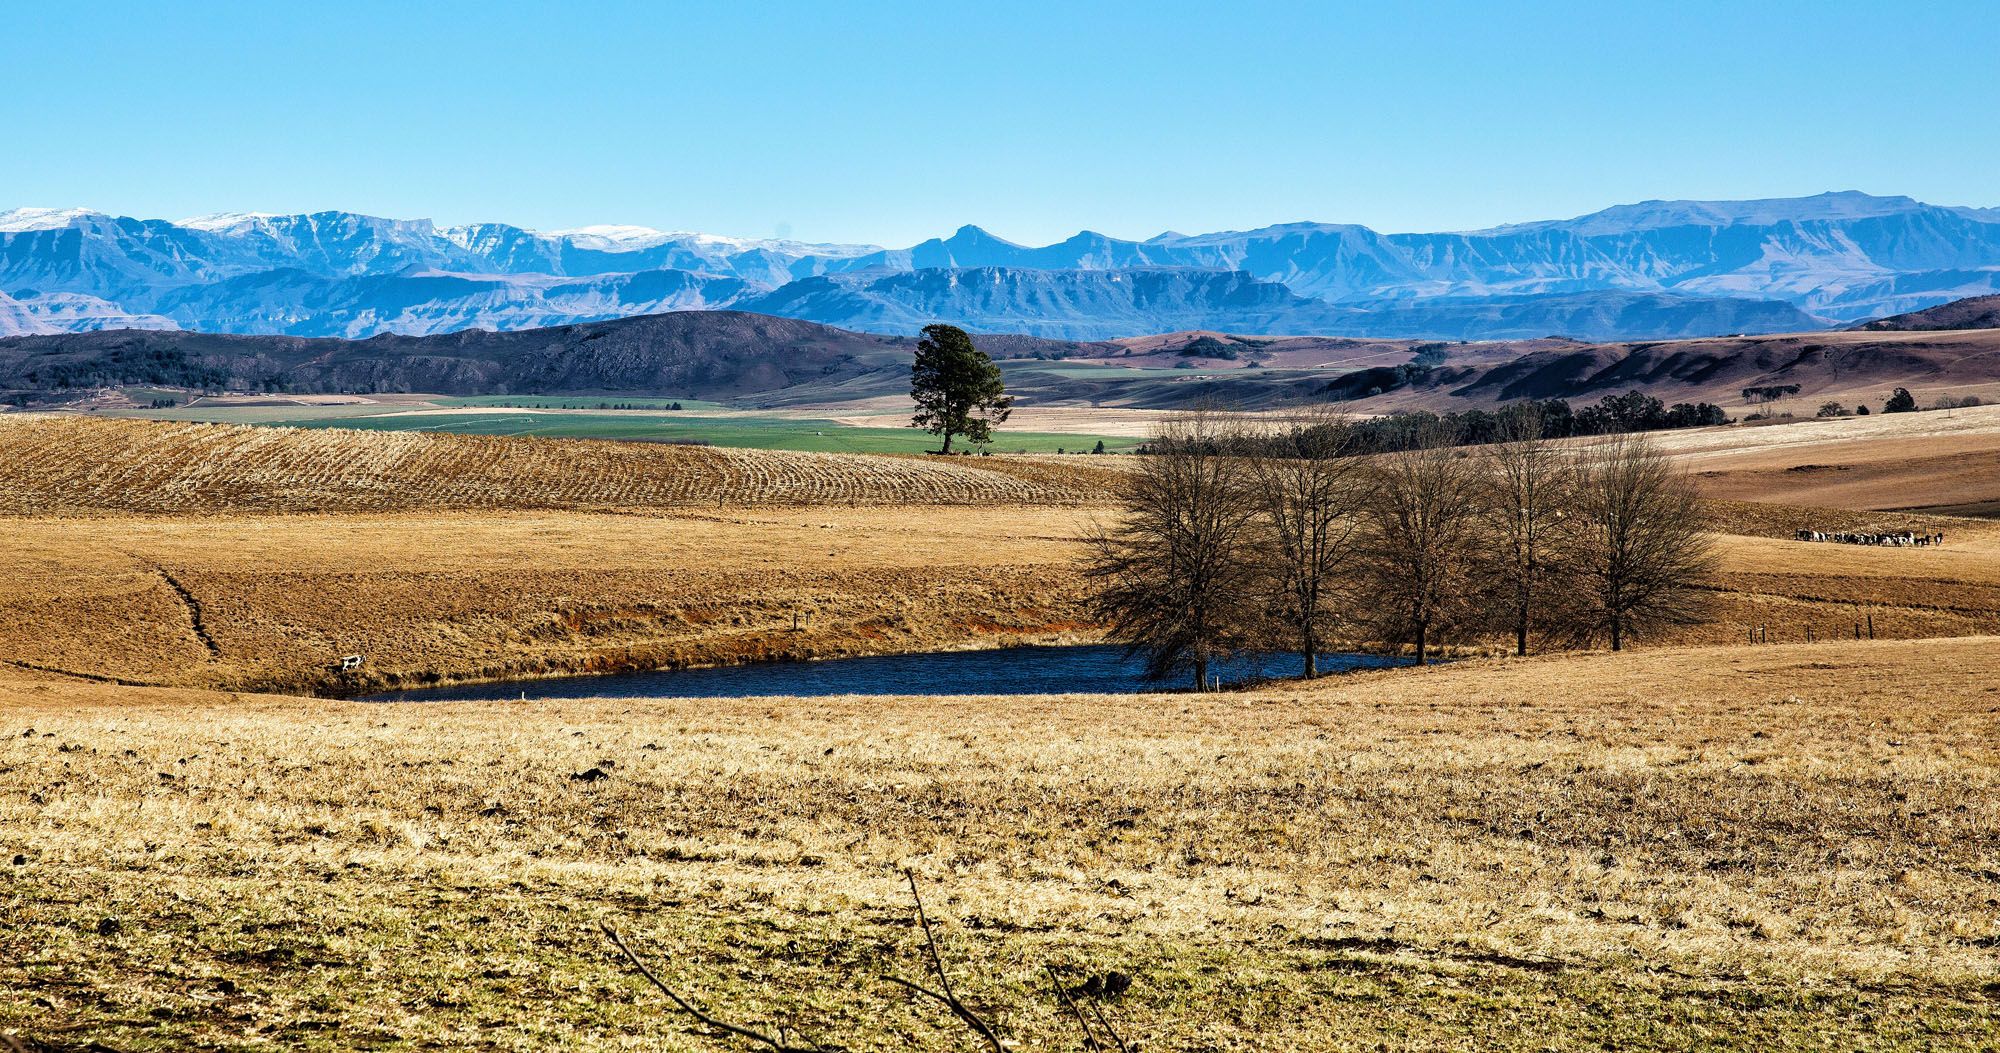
7, 1, 1994, 246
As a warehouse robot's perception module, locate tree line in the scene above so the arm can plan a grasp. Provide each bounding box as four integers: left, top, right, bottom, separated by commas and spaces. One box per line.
1087, 407, 1717, 689
1258, 391, 1730, 457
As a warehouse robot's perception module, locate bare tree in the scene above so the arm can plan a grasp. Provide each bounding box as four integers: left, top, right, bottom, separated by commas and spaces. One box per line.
1086, 412, 1261, 690
1569, 433, 1717, 650
1480, 404, 1578, 656
1359, 422, 1487, 665
1240, 407, 1365, 677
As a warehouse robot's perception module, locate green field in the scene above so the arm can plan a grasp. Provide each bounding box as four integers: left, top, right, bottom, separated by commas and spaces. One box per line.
101, 392, 1141, 453
434, 395, 728, 411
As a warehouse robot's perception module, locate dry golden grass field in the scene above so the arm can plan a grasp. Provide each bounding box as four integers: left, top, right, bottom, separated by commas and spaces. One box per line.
1655, 404, 2000, 515
3, 413, 2000, 1049
5, 641, 1998, 1050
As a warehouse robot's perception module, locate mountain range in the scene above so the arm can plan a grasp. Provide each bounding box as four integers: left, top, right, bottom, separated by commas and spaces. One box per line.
3, 192, 1998, 341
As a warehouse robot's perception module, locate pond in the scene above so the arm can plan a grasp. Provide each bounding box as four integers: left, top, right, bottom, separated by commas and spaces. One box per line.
361, 644, 1406, 702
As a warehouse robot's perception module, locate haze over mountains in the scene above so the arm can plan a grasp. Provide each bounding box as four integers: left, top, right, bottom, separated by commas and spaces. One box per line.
3, 191, 1997, 341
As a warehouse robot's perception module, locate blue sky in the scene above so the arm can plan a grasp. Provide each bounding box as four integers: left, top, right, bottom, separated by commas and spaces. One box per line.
7, 1, 1994, 246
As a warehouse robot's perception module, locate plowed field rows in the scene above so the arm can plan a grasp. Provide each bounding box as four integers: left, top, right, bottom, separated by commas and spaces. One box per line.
0, 416, 1115, 515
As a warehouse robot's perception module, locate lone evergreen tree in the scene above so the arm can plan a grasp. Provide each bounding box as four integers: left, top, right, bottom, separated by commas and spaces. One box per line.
1884, 387, 1918, 413
910, 324, 1012, 453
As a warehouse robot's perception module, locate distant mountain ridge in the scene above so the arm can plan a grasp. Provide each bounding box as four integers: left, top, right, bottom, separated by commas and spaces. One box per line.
3, 191, 1996, 340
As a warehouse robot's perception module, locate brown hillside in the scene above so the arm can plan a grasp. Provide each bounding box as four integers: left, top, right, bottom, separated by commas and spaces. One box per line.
1351, 327, 2000, 413
1852, 293, 2000, 332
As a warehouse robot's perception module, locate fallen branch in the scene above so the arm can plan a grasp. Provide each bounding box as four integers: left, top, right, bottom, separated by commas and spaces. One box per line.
1044, 964, 1130, 1053
1045, 964, 1105, 1050
883, 869, 1005, 1052
1084, 998, 1130, 1053
599, 922, 821, 1053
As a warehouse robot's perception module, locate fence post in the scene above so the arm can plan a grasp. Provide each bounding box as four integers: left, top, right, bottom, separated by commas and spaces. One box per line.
1867, 614, 1874, 639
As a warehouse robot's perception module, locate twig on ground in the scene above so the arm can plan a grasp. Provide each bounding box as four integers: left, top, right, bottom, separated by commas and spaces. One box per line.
883, 869, 1006, 1052
1084, 998, 1130, 1053
600, 922, 821, 1053
1044, 964, 1131, 1053
1045, 964, 1105, 1050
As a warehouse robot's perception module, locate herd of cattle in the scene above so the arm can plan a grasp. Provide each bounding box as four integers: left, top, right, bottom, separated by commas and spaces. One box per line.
1794, 529, 1944, 547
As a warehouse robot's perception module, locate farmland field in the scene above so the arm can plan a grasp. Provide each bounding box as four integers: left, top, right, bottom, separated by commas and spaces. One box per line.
275, 411, 1141, 454
3, 412, 1999, 1049
104, 396, 1144, 453
435, 395, 729, 410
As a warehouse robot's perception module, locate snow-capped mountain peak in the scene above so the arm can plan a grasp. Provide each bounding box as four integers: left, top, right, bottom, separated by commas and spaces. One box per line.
546, 224, 682, 251
0, 207, 105, 232
537, 224, 881, 258
176, 211, 282, 232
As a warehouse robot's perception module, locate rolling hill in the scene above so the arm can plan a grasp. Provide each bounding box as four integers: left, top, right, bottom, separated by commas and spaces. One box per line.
1335, 327, 2000, 414
0, 312, 983, 399
8, 294, 2000, 417
1853, 294, 2000, 332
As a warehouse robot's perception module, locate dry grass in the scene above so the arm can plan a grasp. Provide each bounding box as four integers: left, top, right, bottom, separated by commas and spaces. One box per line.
6, 484, 2000, 695
0, 416, 1119, 515
1655, 404, 2000, 513
8, 500, 2000, 696
0, 507, 1102, 694
3, 639, 1998, 1049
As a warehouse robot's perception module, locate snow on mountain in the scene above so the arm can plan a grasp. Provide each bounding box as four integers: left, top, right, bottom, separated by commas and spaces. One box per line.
542, 224, 881, 259
175, 211, 282, 232
0, 207, 106, 232
547, 224, 684, 251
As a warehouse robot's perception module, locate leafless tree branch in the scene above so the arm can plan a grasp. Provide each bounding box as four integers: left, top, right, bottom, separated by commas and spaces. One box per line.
600, 922, 822, 1053
888, 869, 1006, 1052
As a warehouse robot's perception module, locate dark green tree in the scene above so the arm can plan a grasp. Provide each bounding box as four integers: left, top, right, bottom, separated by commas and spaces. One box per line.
909, 324, 1013, 454
1884, 387, 1918, 413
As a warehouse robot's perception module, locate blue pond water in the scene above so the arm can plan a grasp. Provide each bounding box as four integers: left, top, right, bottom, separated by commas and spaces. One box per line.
362, 644, 1405, 702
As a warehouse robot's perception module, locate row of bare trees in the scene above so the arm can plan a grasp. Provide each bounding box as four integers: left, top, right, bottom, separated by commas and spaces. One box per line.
1086, 407, 1717, 689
